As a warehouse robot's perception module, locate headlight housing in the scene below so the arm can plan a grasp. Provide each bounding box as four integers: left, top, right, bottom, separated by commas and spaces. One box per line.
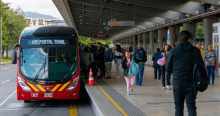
66, 76, 79, 90
18, 77, 31, 91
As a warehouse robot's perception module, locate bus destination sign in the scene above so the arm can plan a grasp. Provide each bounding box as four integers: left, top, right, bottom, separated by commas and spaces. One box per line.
28, 39, 67, 45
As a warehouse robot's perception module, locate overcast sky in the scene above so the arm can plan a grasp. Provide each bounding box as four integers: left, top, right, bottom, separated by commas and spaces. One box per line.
2, 0, 63, 20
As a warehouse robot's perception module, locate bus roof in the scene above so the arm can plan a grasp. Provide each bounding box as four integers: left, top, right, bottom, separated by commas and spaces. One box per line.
20, 26, 77, 38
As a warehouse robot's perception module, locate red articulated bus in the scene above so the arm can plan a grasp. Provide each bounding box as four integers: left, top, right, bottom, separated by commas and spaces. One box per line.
12, 26, 81, 103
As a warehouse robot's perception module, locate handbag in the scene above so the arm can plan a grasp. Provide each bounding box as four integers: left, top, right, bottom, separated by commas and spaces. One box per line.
157, 56, 166, 66
129, 57, 139, 77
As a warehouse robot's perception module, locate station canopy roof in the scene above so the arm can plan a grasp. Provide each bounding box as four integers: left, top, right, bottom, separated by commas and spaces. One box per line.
53, 0, 220, 41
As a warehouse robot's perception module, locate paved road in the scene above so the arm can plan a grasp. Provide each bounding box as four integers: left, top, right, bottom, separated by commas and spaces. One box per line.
0, 63, 95, 116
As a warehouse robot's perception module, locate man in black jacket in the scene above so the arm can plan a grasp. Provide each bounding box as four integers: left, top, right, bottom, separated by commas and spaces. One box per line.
152, 48, 161, 80
166, 30, 204, 116
97, 42, 105, 78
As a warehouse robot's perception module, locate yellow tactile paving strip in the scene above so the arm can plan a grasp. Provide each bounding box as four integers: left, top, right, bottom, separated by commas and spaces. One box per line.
69, 105, 78, 116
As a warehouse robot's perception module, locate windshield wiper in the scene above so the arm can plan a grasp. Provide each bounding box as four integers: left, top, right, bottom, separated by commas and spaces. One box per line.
33, 55, 47, 82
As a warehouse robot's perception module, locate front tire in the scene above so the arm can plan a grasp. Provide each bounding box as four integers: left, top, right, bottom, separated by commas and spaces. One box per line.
24, 100, 31, 103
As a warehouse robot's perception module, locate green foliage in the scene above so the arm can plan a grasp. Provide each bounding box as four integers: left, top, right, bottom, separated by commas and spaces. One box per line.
196, 22, 204, 37
78, 36, 112, 46
3, 6, 28, 50
2, 56, 12, 62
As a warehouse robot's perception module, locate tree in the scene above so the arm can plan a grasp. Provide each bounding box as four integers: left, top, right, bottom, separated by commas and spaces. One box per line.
2, 5, 28, 58
78, 36, 112, 46
0, 1, 9, 58
180, 26, 183, 32
196, 22, 204, 37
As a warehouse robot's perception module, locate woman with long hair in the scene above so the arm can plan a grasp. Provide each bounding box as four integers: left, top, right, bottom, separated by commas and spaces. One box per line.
161, 44, 172, 90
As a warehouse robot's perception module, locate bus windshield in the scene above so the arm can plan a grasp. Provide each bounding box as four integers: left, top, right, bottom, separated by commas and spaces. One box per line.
20, 47, 77, 82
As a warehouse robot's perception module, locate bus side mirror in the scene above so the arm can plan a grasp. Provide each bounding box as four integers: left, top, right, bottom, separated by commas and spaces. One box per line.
12, 51, 17, 64
12, 43, 19, 64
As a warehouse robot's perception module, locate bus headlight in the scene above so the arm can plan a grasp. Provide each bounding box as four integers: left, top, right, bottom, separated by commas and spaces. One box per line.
18, 77, 31, 91
66, 76, 79, 90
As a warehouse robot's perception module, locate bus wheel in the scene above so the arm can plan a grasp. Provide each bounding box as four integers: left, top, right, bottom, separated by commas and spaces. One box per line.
24, 100, 31, 103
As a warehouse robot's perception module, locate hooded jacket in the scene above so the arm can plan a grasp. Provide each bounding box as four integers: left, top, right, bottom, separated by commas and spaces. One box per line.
165, 42, 204, 82
152, 48, 160, 67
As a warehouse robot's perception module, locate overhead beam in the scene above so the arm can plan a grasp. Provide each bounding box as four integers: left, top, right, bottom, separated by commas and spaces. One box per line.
112, 0, 203, 15
69, 0, 185, 20
189, 0, 220, 6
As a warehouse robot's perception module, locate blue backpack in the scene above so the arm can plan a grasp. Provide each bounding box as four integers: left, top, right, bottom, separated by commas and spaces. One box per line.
135, 49, 146, 62
129, 57, 139, 76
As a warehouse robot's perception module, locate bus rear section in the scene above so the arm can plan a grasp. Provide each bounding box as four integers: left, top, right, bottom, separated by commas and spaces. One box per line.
12, 26, 81, 102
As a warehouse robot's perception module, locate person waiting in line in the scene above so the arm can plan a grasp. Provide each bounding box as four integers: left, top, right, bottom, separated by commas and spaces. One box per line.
166, 30, 204, 116
129, 47, 133, 56
203, 45, 217, 86
152, 48, 161, 80
104, 45, 113, 78
89, 45, 96, 78
84, 47, 91, 79
122, 52, 135, 95
97, 42, 105, 78
133, 43, 147, 86
114, 44, 123, 78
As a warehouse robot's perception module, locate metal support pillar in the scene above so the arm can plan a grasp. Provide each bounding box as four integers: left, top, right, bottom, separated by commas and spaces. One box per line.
158, 28, 168, 50
203, 17, 215, 50
133, 35, 136, 49
150, 31, 158, 54
183, 22, 196, 45
143, 33, 149, 51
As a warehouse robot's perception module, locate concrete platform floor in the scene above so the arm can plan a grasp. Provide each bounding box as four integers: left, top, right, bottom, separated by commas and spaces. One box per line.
100, 63, 220, 116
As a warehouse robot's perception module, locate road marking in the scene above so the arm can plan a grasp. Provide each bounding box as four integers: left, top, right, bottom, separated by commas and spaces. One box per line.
96, 82, 128, 116
1, 79, 11, 84
0, 90, 16, 107
69, 105, 78, 116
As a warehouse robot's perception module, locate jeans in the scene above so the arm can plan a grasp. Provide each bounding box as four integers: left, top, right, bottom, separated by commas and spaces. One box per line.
173, 80, 197, 116
116, 59, 121, 76
125, 75, 135, 92
206, 66, 215, 84
154, 66, 161, 80
161, 65, 171, 87
136, 63, 145, 85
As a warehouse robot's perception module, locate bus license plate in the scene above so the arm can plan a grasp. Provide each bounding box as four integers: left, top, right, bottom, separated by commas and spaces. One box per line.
44, 93, 53, 97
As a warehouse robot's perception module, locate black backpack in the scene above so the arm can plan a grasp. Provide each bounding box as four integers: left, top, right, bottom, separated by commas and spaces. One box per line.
192, 48, 208, 92
135, 49, 146, 62
108, 49, 113, 61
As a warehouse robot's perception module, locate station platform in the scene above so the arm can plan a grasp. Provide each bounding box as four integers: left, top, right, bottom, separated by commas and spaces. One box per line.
83, 63, 220, 116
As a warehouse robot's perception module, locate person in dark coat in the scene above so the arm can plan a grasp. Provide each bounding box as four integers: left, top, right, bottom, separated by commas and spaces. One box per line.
97, 42, 105, 78
152, 48, 161, 80
165, 30, 204, 116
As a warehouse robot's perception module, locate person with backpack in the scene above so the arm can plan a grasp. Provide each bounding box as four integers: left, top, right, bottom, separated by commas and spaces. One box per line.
152, 48, 161, 80
166, 30, 205, 116
133, 43, 147, 86
104, 45, 113, 78
114, 44, 123, 78
122, 51, 139, 95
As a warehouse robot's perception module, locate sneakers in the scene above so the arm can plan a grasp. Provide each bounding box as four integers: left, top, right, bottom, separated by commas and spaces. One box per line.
166, 85, 170, 90
130, 89, 133, 94
115, 76, 121, 78
127, 91, 131, 95
163, 87, 165, 90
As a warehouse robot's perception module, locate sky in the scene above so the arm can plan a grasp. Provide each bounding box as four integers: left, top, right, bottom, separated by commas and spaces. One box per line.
2, 0, 63, 20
